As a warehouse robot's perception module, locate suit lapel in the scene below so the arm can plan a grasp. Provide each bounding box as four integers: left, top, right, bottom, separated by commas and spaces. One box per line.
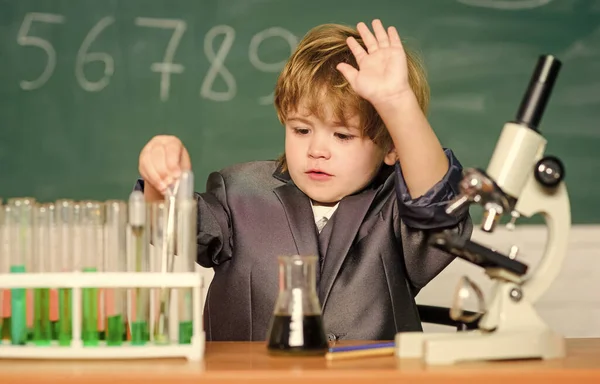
271, 162, 394, 310
318, 187, 379, 308
273, 183, 320, 260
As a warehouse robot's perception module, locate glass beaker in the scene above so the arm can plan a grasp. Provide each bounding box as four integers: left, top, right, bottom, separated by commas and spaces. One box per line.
266, 255, 328, 356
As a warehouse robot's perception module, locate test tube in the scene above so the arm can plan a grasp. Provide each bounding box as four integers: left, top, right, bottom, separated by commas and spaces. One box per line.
127, 191, 149, 345
81, 201, 104, 346
150, 201, 171, 344
47, 203, 60, 340
32, 203, 52, 345
0, 202, 7, 341
7, 197, 35, 345
56, 200, 74, 346
104, 200, 127, 346
175, 171, 197, 344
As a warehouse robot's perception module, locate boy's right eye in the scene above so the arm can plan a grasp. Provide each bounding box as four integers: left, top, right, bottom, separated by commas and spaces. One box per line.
293, 128, 310, 135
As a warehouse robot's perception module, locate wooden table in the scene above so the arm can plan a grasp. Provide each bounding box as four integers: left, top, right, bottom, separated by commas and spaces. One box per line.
1, 338, 599, 383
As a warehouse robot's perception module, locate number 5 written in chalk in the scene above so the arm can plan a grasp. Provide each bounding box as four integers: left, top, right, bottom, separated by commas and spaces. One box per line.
17, 12, 66, 91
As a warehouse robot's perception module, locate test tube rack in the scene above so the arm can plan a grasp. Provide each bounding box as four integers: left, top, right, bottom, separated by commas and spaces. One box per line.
0, 271, 205, 361
0, 183, 205, 361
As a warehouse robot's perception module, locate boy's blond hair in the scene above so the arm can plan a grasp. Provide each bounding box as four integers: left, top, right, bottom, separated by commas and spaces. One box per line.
274, 23, 430, 170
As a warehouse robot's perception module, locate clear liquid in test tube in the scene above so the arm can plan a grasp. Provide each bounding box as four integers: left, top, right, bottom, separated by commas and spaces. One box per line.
175, 171, 197, 344
150, 201, 172, 345
46, 203, 60, 341
104, 200, 127, 346
0, 203, 8, 341
127, 191, 149, 345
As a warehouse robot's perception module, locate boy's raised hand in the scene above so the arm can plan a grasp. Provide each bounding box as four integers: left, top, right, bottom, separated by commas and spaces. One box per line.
336, 19, 412, 106
138, 135, 191, 195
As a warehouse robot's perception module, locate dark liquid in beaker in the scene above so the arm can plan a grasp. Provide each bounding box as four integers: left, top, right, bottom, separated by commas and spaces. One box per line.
267, 314, 329, 355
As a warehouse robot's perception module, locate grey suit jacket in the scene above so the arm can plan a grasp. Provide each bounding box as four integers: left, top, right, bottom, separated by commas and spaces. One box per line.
135, 150, 472, 341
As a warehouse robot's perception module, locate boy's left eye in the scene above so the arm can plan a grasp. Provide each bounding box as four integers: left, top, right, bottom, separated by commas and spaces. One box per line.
335, 133, 354, 141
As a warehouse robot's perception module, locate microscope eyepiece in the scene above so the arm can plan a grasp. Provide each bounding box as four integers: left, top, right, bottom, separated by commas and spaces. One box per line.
514, 55, 562, 132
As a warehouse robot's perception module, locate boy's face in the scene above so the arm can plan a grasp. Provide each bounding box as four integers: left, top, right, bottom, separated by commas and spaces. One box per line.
285, 103, 396, 206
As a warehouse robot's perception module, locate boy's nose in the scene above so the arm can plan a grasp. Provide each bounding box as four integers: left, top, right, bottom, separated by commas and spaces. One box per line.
307, 139, 331, 159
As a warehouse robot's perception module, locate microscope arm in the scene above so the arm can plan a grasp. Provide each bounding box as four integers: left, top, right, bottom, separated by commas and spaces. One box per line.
512, 171, 571, 303
437, 168, 571, 304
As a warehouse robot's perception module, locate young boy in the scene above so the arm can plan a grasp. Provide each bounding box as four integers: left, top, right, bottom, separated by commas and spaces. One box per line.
136, 20, 472, 341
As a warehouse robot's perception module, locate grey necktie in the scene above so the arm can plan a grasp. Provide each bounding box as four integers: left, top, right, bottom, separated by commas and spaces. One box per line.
316, 216, 328, 233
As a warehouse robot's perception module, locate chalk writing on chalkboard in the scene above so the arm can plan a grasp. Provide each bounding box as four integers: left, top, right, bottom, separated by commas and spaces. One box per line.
563, 26, 600, 60
456, 0, 553, 10
15, 12, 298, 104
16, 12, 66, 91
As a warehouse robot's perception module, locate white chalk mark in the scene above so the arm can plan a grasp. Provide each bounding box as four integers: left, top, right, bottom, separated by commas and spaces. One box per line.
135, 17, 187, 102
249, 27, 297, 105
17, 12, 66, 90
432, 94, 486, 112
75, 16, 115, 92
425, 42, 536, 82
457, 0, 553, 10
200, 25, 237, 102
562, 26, 600, 60
556, 82, 600, 107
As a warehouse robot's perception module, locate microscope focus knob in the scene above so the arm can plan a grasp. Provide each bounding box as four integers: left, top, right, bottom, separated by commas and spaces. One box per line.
534, 156, 565, 188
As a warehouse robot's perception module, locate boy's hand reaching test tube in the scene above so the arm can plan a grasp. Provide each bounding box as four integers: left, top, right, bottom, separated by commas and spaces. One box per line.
138, 135, 192, 200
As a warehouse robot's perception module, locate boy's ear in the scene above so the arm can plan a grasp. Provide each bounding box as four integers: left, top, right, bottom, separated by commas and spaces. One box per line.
383, 147, 397, 166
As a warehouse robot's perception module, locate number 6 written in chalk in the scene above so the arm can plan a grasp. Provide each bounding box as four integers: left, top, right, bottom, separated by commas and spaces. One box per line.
75, 16, 116, 92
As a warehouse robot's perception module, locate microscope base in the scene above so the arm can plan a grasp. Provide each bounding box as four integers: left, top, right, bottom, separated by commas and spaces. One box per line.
395, 327, 565, 365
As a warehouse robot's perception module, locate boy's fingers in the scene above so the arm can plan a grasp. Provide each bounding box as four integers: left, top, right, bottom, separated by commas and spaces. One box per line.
165, 141, 183, 177
388, 26, 403, 48
149, 145, 173, 187
139, 151, 168, 192
180, 147, 192, 171
357, 22, 378, 53
372, 19, 389, 48
336, 62, 358, 88
346, 37, 367, 63
139, 135, 191, 194
145, 164, 168, 193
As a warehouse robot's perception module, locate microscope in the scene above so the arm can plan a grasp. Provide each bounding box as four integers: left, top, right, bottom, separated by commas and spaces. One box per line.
395, 55, 571, 365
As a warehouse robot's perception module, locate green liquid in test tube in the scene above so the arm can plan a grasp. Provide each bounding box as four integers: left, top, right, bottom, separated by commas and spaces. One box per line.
58, 287, 72, 345
82, 266, 98, 346
33, 288, 51, 345
7, 197, 35, 346
1, 202, 6, 341
33, 204, 53, 345
175, 171, 197, 345
1, 199, 10, 341
128, 191, 149, 346
177, 291, 193, 345
104, 200, 128, 346
0, 202, 7, 341
57, 200, 75, 346
81, 201, 104, 347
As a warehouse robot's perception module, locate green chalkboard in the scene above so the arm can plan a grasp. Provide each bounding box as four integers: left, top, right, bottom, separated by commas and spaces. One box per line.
0, 0, 598, 224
